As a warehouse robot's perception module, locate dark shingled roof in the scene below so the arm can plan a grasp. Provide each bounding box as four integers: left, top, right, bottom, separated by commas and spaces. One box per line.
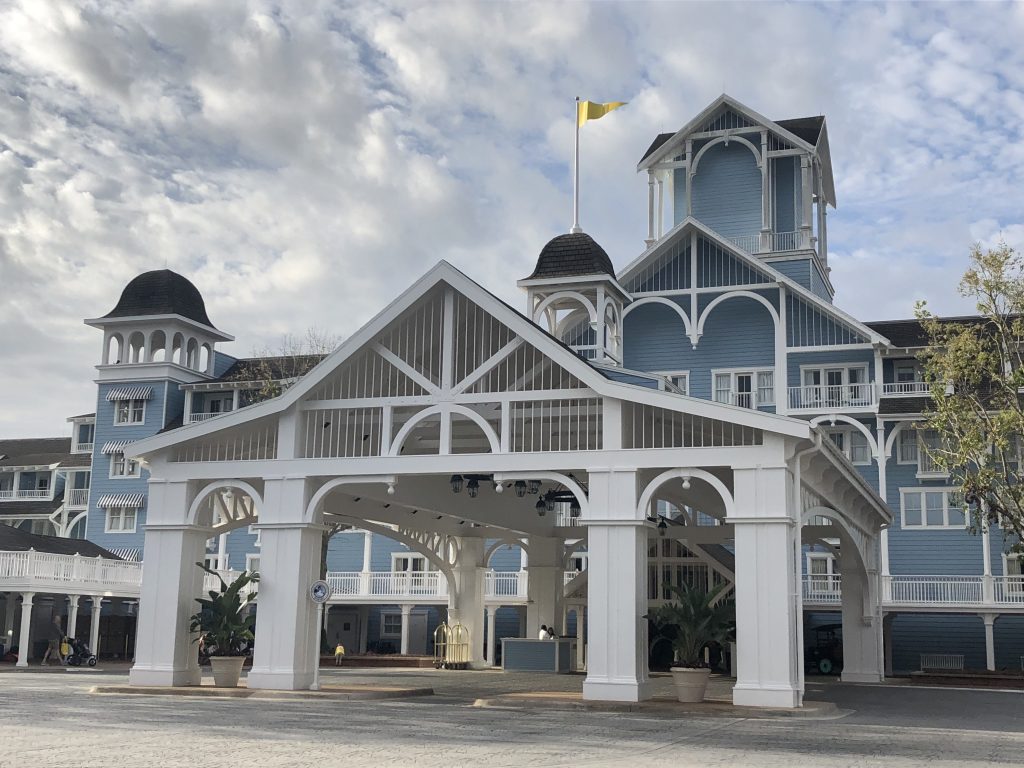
866, 315, 992, 348
527, 232, 615, 280
878, 397, 932, 416
775, 116, 825, 145
0, 526, 121, 558
0, 438, 88, 468
213, 354, 327, 383
102, 269, 217, 329
638, 132, 674, 164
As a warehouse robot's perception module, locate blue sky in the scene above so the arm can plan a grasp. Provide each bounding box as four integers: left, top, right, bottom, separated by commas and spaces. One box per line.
1, 0, 1023, 437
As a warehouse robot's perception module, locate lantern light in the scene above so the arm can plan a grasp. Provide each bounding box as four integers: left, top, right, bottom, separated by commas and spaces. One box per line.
514, 481, 527, 498
450, 475, 463, 494
467, 478, 480, 498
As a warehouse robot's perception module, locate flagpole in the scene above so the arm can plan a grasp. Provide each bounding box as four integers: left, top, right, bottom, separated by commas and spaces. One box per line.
571, 96, 582, 234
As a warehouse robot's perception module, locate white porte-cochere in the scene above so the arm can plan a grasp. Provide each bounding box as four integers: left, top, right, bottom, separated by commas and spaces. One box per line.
123, 261, 889, 707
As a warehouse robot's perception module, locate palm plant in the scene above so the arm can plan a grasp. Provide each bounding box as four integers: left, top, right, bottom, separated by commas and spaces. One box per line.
646, 582, 735, 668
189, 563, 260, 657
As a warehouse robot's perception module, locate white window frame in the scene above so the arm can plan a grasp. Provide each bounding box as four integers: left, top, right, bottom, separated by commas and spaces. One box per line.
658, 370, 690, 396
113, 398, 146, 426
245, 553, 261, 574
391, 553, 428, 573
805, 552, 840, 594
710, 367, 775, 408
899, 488, 967, 530
823, 426, 872, 466
896, 425, 919, 465
799, 363, 871, 406
109, 451, 141, 479
104, 506, 138, 533
893, 360, 922, 383
380, 612, 403, 638
916, 428, 947, 478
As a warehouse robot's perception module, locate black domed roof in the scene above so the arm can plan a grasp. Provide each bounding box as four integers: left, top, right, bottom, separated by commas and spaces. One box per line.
526, 232, 615, 280
102, 269, 217, 329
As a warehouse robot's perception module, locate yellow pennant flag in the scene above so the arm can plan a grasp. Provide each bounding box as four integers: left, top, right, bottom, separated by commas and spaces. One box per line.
577, 100, 627, 127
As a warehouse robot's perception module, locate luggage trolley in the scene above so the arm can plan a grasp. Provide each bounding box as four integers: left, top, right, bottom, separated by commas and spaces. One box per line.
432, 621, 470, 670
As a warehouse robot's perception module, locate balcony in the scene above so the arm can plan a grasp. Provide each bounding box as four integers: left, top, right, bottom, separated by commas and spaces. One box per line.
788, 383, 876, 412
72, 442, 94, 454
881, 381, 931, 397
728, 231, 805, 254
0, 489, 53, 502
714, 391, 775, 410
188, 412, 228, 424
66, 488, 90, 508
801, 574, 1024, 609
802, 574, 842, 605
0, 550, 142, 596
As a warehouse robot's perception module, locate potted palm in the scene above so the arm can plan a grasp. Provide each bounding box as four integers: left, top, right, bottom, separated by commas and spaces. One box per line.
646, 582, 735, 703
189, 563, 260, 687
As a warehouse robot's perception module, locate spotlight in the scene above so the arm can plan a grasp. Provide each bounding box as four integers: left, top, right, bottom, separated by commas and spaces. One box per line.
681, 477, 691, 490
494, 482, 503, 494
514, 481, 527, 498
467, 479, 479, 498
436, 515, 443, 520
450, 475, 463, 494
387, 483, 396, 496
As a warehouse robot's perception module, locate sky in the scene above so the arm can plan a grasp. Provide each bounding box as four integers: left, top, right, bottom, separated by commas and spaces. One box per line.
2, 0, 1024, 438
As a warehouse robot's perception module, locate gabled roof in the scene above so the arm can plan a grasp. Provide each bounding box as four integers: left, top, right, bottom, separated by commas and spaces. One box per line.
0, 438, 88, 469
617, 218, 889, 347
126, 261, 814, 460
0, 526, 121, 558
637, 94, 836, 207
866, 315, 992, 349
213, 354, 328, 384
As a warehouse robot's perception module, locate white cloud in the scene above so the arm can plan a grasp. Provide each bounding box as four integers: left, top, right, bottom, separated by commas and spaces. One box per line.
0, 0, 1022, 436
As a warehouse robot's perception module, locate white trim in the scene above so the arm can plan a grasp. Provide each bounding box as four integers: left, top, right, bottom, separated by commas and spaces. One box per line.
104, 505, 138, 534
113, 399, 147, 426
656, 370, 690, 396
711, 367, 775, 408
108, 451, 141, 479
245, 553, 261, 574
899, 487, 967, 530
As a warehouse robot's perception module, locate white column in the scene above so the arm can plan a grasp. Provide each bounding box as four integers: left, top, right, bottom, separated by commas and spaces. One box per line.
15, 593, 33, 668
67, 595, 81, 640
217, 532, 228, 571
982, 524, 994, 603
486, 607, 498, 666
760, 130, 771, 252
800, 155, 813, 249
882, 613, 895, 678
183, 390, 193, 423
839, 543, 883, 684
525, 537, 561, 640
399, 604, 413, 655
449, 537, 486, 667
357, 606, 369, 653
582, 468, 652, 702
575, 605, 585, 671
684, 140, 693, 217
645, 170, 656, 247
2, 595, 14, 652
89, 598, 103, 659
730, 464, 802, 708
981, 613, 997, 671
129, 480, 207, 687
656, 173, 664, 238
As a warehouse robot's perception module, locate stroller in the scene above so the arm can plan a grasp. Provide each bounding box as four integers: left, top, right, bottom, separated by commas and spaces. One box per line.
64, 637, 97, 667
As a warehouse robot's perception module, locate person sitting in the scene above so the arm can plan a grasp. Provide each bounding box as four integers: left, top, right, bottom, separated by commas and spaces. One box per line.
334, 642, 346, 666
538, 624, 550, 640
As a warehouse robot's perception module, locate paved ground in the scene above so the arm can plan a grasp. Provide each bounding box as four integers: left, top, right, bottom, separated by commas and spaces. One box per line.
1, 666, 1022, 767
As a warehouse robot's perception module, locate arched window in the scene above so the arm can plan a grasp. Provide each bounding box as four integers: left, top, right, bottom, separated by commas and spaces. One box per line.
106, 333, 124, 365
186, 338, 199, 370
172, 333, 185, 366
149, 330, 167, 362
200, 343, 212, 373
128, 331, 146, 364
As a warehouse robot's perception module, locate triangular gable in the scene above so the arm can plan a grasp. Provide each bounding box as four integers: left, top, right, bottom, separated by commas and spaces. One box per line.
637, 94, 818, 172
128, 261, 813, 461
617, 218, 889, 347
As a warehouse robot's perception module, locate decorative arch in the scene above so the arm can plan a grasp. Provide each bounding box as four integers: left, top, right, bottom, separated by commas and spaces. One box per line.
389, 404, 500, 457
623, 296, 694, 337
486, 538, 526, 566
105, 332, 124, 365
491, 471, 591, 519
637, 468, 736, 520
696, 290, 779, 338
802, 505, 869, 577
200, 343, 212, 373
810, 415, 880, 458
884, 421, 915, 459
554, 308, 591, 339
149, 330, 167, 362
304, 475, 398, 525
186, 338, 199, 370
690, 134, 762, 176
532, 291, 598, 327
128, 331, 146, 364
187, 479, 263, 531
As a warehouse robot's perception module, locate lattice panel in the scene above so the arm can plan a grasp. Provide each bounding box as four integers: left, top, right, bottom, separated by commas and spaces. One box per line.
299, 407, 382, 458
510, 399, 602, 452
306, 347, 427, 400
622, 403, 762, 449
172, 417, 279, 462
467, 343, 586, 393
626, 241, 691, 293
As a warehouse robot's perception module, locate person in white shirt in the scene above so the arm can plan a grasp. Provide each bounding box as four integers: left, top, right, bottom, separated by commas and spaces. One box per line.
538, 624, 550, 640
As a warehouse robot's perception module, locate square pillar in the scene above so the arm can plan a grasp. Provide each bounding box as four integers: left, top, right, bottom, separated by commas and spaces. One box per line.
582, 468, 652, 702
399, 604, 413, 655
525, 536, 562, 639
130, 479, 207, 687
981, 613, 998, 671
449, 537, 486, 667
15, 593, 34, 668
486, 607, 498, 666
67, 595, 81, 640
357, 605, 369, 653
839, 546, 883, 684
89, 598, 104, 659
730, 465, 802, 708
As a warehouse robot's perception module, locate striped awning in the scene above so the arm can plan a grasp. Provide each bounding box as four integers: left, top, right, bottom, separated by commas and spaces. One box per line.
101, 440, 133, 455
108, 547, 140, 562
106, 386, 154, 402
97, 493, 145, 508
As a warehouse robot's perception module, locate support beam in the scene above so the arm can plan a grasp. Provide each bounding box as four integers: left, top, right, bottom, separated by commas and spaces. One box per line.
67, 595, 81, 640
486, 606, 498, 667
16, 593, 33, 668
839, 543, 883, 684
449, 537, 486, 667
400, 604, 413, 655
981, 613, 998, 671
89, 598, 103, 661
525, 537, 562, 640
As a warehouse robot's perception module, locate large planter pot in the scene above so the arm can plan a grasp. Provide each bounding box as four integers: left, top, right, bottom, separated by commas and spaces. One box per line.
670, 667, 711, 703
209, 656, 246, 688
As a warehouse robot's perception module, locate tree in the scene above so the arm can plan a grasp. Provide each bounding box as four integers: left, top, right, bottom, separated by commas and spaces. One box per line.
234, 327, 340, 402
916, 242, 1024, 550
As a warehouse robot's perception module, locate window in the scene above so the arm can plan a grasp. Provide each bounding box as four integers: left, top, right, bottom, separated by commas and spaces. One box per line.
897, 427, 919, 464
660, 372, 689, 395
900, 489, 966, 529
381, 613, 403, 637
114, 399, 146, 425
245, 554, 261, 574
917, 429, 944, 476
806, 553, 840, 593
105, 506, 137, 533
393, 554, 427, 572
109, 451, 140, 478
207, 395, 234, 414
712, 368, 774, 408
800, 365, 871, 407
894, 361, 921, 383
825, 427, 871, 465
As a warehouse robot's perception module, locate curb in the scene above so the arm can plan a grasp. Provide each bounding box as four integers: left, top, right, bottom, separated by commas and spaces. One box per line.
472, 695, 845, 719
90, 684, 434, 701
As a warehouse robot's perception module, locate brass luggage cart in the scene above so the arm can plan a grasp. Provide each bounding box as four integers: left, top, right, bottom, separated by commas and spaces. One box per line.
433, 621, 470, 670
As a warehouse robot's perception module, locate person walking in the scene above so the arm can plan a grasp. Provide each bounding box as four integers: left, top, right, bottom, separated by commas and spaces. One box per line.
41, 617, 65, 666
334, 642, 346, 666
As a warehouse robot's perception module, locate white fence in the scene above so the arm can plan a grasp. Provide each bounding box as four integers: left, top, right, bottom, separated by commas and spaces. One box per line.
66, 488, 90, 508
188, 412, 225, 423
0, 549, 142, 595
881, 381, 931, 396
802, 575, 842, 604
788, 383, 876, 410
803, 574, 1024, 608
485, 570, 528, 599
0, 489, 53, 501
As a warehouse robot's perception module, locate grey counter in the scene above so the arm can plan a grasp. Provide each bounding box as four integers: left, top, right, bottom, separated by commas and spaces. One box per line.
501, 638, 573, 672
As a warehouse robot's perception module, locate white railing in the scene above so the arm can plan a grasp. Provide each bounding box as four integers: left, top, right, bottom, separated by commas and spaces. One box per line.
802, 575, 842, 604
325, 571, 448, 600
714, 391, 774, 410
485, 570, 528, 599
72, 442, 94, 454
188, 412, 226, 423
772, 231, 802, 252
0, 489, 53, 501
881, 381, 931, 396
202, 569, 258, 598
788, 383, 876, 410
994, 576, 1024, 604
66, 488, 90, 508
0, 550, 142, 594
554, 509, 583, 527
887, 575, 984, 605
728, 234, 761, 253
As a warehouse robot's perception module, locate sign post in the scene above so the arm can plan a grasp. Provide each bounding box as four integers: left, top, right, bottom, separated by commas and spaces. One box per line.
309, 579, 332, 691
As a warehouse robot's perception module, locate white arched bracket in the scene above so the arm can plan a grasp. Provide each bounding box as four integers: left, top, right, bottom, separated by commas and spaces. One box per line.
532, 291, 599, 329
696, 290, 779, 338
485, 538, 526, 566
623, 296, 695, 343
491, 471, 591, 519
304, 475, 398, 525
187, 479, 264, 531
690, 133, 762, 177
883, 421, 916, 461
636, 468, 736, 520
810, 416, 881, 459
389, 403, 500, 457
